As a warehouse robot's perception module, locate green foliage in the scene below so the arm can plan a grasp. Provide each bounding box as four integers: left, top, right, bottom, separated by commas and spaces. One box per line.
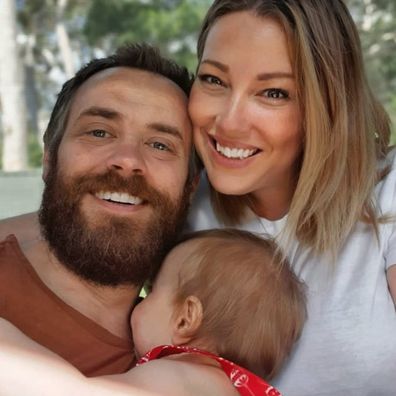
0, 133, 42, 170
28, 134, 43, 168
83, 0, 211, 70
347, 0, 396, 143
6, 0, 394, 174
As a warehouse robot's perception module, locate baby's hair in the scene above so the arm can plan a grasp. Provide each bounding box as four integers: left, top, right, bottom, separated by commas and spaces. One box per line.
174, 228, 306, 380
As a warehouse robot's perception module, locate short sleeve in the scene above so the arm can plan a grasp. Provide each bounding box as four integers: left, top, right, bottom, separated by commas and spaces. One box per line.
387, 226, 396, 270
380, 148, 396, 270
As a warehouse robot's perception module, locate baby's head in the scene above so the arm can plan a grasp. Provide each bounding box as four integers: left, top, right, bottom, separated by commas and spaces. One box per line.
131, 228, 306, 379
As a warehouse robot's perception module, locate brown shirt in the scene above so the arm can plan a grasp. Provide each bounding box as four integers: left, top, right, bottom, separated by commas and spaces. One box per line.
0, 235, 135, 376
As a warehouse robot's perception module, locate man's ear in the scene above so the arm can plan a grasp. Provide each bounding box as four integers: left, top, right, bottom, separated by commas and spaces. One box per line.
171, 295, 203, 346
42, 149, 50, 182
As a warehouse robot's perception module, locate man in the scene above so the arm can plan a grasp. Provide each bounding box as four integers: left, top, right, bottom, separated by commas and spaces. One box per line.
0, 43, 197, 376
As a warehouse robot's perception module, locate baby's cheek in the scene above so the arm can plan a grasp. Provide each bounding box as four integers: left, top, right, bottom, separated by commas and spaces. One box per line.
131, 300, 145, 331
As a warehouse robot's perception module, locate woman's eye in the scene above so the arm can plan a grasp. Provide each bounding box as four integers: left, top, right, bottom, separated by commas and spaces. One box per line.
263, 88, 289, 99
198, 74, 224, 87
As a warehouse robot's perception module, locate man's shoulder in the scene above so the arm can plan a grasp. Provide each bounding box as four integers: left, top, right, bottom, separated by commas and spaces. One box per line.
0, 212, 40, 243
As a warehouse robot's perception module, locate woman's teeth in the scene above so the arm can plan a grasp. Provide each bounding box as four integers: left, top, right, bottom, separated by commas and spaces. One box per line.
215, 142, 257, 159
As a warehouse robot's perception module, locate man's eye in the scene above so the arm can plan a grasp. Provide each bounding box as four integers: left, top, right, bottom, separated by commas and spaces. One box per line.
262, 89, 289, 99
150, 141, 170, 151
198, 74, 224, 86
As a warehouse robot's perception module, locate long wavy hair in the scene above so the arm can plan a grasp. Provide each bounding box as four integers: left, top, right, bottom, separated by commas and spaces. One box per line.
197, 0, 391, 256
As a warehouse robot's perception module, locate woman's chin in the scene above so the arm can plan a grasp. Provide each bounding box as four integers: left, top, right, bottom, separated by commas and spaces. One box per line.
208, 177, 252, 197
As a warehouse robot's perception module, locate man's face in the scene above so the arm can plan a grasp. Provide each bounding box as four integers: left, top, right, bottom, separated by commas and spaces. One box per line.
39, 67, 193, 286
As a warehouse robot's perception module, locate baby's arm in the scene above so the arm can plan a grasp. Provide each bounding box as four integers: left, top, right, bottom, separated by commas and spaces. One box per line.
0, 319, 156, 396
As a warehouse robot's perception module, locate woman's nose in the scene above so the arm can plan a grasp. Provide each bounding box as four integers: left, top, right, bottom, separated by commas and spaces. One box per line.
215, 95, 249, 139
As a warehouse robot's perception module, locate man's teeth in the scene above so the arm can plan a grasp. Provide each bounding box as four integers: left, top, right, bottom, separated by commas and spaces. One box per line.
96, 192, 143, 205
216, 142, 257, 159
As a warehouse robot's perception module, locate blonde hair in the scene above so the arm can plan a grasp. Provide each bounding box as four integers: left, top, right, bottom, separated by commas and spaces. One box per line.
173, 229, 306, 380
197, 0, 391, 255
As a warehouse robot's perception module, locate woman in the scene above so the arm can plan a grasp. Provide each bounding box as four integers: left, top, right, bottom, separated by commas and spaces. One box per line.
187, 1, 396, 395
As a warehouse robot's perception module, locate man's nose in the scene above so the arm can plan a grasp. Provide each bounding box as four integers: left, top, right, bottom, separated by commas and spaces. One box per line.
215, 95, 249, 139
105, 142, 146, 176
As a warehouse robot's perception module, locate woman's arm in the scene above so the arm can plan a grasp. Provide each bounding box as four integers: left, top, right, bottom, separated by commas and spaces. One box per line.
0, 319, 156, 396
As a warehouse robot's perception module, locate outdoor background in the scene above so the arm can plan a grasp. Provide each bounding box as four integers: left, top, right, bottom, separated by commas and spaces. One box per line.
1, 0, 395, 219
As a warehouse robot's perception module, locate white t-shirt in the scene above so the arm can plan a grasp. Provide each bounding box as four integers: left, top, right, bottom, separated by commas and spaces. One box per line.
187, 148, 396, 396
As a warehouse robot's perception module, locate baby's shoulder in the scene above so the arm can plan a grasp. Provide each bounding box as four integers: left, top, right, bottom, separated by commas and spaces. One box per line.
123, 355, 238, 396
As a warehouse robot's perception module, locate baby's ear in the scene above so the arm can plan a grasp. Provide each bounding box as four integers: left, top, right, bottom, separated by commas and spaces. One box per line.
172, 296, 203, 346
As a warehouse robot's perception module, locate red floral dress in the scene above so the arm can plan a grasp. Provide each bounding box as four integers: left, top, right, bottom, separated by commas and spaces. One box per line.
137, 345, 282, 396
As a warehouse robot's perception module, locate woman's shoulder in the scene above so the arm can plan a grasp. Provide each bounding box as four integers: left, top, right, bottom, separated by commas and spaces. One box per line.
380, 146, 396, 170
375, 147, 396, 210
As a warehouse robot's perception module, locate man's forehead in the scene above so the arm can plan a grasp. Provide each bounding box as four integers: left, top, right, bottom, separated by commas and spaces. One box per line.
69, 67, 188, 117
78, 66, 186, 99
67, 66, 191, 134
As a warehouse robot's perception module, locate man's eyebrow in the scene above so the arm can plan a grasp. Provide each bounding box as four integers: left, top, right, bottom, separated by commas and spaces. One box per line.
200, 59, 294, 80
147, 122, 184, 141
78, 106, 120, 120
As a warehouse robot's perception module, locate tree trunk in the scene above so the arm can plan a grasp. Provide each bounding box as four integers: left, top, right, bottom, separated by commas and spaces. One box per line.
56, 0, 75, 79
24, 34, 40, 140
0, 0, 28, 171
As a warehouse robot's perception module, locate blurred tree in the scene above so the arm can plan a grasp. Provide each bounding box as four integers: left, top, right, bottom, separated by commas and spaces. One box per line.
0, 0, 28, 171
17, 0, 90, 147
83, 0, 212, 70
55, 0, 77, 78
2, 0, 394, 171
348, 0, 396, 142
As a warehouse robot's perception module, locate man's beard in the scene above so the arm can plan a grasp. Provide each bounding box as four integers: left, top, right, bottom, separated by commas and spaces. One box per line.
39, 165, 192, 287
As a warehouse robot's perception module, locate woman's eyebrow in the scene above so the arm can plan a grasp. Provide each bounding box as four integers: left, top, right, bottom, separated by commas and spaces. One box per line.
200, 59, 293, 80
257, 72, 294, 80
200, 59, 228, 72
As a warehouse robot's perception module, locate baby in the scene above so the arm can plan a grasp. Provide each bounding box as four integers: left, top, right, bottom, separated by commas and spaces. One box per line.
0, 229, 306, 396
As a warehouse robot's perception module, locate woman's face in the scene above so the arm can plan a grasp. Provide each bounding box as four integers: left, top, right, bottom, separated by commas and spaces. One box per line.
189, 11, 303, 210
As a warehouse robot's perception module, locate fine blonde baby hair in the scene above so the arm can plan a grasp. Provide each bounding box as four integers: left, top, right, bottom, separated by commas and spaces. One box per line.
174, 228, 306, 380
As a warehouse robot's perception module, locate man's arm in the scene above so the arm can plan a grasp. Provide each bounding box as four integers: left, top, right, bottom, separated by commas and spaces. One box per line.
0, 320, 229, 396
0, 319, 157, 396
